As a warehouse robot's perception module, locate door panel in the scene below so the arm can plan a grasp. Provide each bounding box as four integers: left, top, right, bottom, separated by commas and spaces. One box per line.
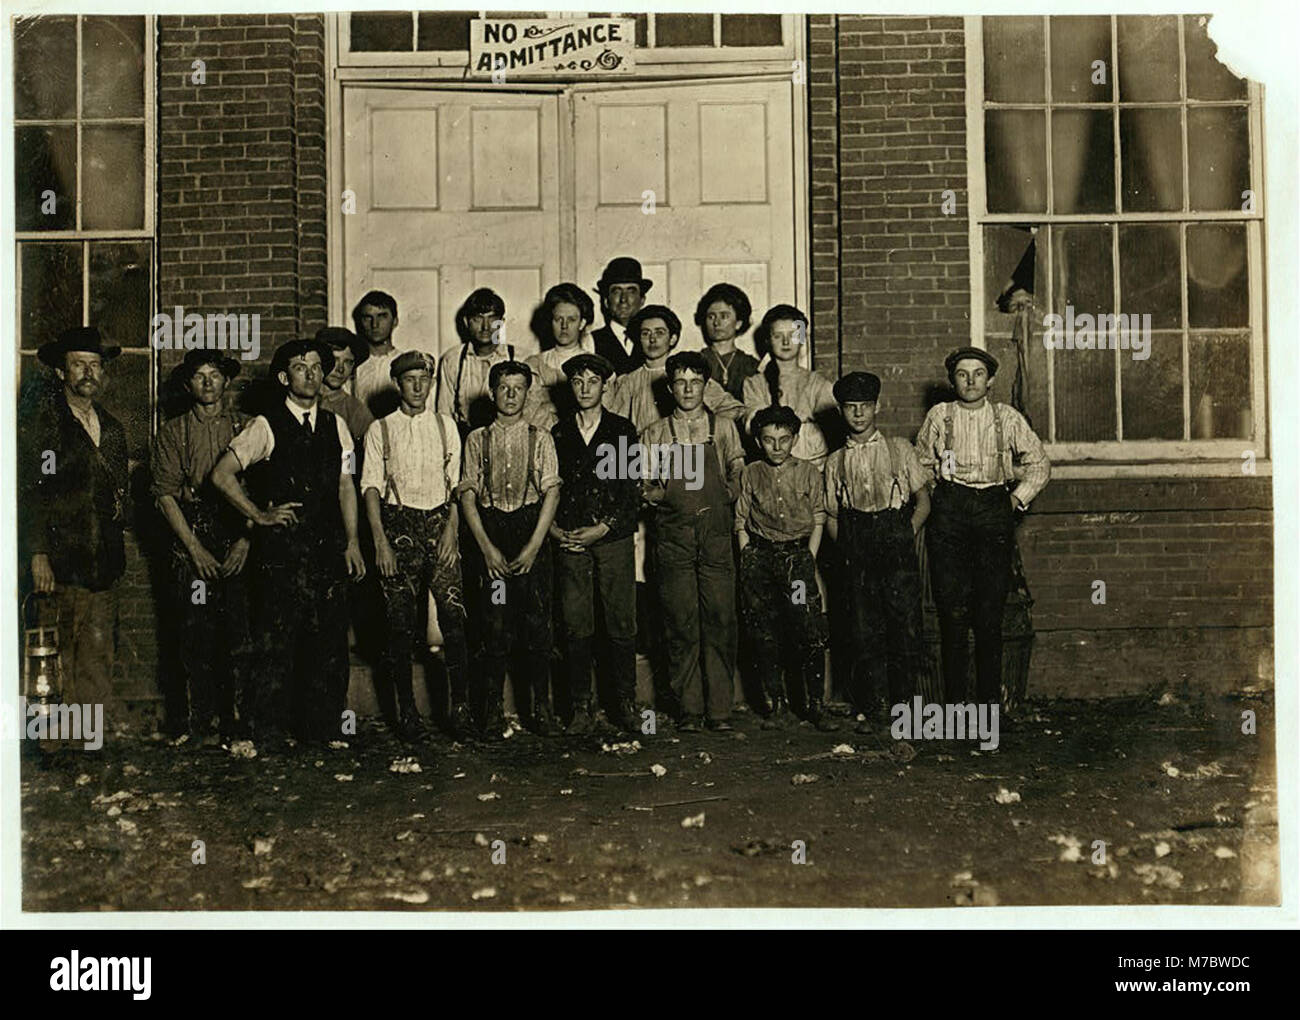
343, 87, 561, 358
573, 79, 797, 355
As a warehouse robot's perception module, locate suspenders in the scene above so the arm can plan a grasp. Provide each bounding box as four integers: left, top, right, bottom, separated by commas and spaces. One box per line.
380, 412, 454, 509
481, 423, 537, 510
837, 434, 904, 511
942, 401, 1009, 483
454, 343, 515, 425
667, 409, 727, 480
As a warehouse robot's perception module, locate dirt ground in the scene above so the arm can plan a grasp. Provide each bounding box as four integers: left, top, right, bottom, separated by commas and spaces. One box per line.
20, 691, 1278, 912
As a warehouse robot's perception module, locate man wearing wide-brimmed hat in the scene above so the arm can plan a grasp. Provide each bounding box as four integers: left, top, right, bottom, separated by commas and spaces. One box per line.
19, 326, 130, 715
211, 336, 366, 749
591, 256, 653, 375
151, 349, 255, 747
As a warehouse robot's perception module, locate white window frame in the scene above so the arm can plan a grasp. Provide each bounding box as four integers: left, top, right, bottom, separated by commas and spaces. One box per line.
964, 15, 1268, 478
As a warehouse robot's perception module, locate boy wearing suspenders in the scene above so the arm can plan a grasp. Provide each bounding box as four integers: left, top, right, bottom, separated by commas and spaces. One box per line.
361, 351, 470, 743
914, 348, 1050, 709
459, 361, 563, 739
824, 372, 930, 734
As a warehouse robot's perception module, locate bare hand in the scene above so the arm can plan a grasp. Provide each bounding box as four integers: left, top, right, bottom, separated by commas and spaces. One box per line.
256, 502, 302, 528
376, 538, 398, 578
31, 554, 55, 593
1009, 493, 1023, 513
436, 526, 458, 572
188, 540, 221, 581
566, 524, 608, 549
221, 537, 250, 577
508, 542, 541, 576
344, 540, 366, 580
483, 543, 511, 580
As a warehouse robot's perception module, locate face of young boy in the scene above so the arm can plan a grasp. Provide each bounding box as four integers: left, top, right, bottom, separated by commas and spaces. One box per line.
704, 301, 739, 344
467, 309, 500, 348
768, 318, 805, 363
670, 369, 707, 413
758, 425, 796, 466
493, 372, 529, 416
570, 369, 604, 410
840, 400, 877, 435
637, 317, 677, 362
357, 304, 395, 347
188, 364, 227, 407
324, 348, 355, 391
952, 359, 991, 405
397, 368, 432, 412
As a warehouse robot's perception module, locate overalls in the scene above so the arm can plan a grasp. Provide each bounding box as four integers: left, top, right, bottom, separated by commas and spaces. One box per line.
651, 412, 736, 722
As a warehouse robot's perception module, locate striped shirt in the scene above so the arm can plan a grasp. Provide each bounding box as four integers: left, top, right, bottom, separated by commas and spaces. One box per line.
914, 400, 1050, 507
460, 417, 561, 512
823, 430, 927, 517
435, 343, 516, 432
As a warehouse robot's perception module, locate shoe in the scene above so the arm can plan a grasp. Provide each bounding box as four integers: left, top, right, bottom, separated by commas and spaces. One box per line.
761, 696, 790, 731
806, 696, 838, 733
705, 718, 733, 733
449, 702, 475, 742
533, 702, 560, 737
482, 697, 507, 742
853, 715, 875, 736
612, 698, 640, 734
567, 702, 594, 736
678, 715, 704, 733
396, 707, 422, 744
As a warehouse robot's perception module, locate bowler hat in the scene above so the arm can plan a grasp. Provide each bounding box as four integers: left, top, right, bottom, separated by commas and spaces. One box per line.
833, 371, 881, 403
315, 326, 369, 367
562, 352, 615, 381
169, 349, 242, 390
270, 338, 335, 381
944, 346, 998, 379
38, 326, 121, 368
597, 256, 653, 295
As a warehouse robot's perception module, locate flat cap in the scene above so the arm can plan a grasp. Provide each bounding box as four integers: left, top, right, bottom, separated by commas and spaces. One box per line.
562, 352, 615, 381
389, 350, 437, 379
944, 346, 998, 378
833, 371, 881, 403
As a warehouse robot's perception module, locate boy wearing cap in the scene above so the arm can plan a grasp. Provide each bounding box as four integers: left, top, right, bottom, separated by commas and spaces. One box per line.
362, 351, 471, 743
459, 361, 562, 739
20, 326, 130, 716
212, 338, 366, 748
591, 256, 651, 374
736, 405, 832, 730
641, 351, 746, 733
151, 350, 255, 746
550, 353, 641, 735
317, 326, 375, 447
824, 371, 930, 733
437, 288, 518, 439
915, 348, 1050, 709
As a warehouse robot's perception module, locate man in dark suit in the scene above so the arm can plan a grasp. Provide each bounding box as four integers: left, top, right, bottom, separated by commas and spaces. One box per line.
590, 257, 653, 375
20, 326, 130, 713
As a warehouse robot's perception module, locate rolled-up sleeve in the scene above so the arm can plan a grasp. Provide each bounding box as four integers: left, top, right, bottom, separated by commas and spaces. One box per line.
150, 419, 185, 501
459, 428, 485, 499
534, 430, 561, 494
359, 419, 385, 497
228, 415, 274, 470
1007, 407, 1051, 506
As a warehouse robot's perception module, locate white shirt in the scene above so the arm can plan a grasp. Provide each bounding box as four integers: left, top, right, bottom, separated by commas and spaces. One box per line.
577, 408, 602, 446
360, 407, 461, 511
353, 346, 405, 412
68, 400, 101, 447
228, 396, 354, 472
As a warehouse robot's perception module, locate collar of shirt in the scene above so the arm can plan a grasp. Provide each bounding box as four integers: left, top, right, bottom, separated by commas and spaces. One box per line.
543, 335, 596, 370
575, 408, 603, 443
67, 400, 100, 443
489, 415, 530, 436
285, 396, 320, 427
846, 428, 884, 448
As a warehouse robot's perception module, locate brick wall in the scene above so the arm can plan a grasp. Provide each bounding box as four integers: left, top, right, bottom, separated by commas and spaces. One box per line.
804, 16, 1273, 697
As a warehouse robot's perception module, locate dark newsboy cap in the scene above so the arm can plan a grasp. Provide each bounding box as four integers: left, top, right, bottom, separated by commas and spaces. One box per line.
944, 346, 998, 379
833, 371, 881, 403
38, 326, 121, 368
562, 352, 615, 381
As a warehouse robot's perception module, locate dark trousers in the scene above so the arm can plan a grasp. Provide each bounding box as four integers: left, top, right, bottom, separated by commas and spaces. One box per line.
53, 584, 118, 710
738, 537, 827, 708
557, 535, 636, 708
377, 502, 469, 716
253, 554, 351, 742
653, 513, 736, 722
171, 555, 252, 736
477, 504, 553, 707
926, 482, 1014, 704
840, 506, 923, 715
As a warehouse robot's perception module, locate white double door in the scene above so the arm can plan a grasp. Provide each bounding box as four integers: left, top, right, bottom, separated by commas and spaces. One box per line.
341, 79, 799, 361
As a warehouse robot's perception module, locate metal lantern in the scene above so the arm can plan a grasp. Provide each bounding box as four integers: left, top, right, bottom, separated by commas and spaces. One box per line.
22, 593, 64, 719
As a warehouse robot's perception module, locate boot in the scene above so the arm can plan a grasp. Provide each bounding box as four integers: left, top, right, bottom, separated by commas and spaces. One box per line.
449, 701, 475, 742
612, 697, 640, 735
805, 695, 838, 732
533, 700, 560, 737
761, 694, 790, 731
481, 692, 507, 742
567, 700, 595, 736
396, 702, 422, 743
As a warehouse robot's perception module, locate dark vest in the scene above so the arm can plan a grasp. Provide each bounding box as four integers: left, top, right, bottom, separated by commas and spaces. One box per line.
251, 401, 345, 565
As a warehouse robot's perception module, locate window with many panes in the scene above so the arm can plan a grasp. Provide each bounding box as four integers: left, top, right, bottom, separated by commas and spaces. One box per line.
13, 14, 155, 462
339, 10, 791, 67
972, 15, 1264, 463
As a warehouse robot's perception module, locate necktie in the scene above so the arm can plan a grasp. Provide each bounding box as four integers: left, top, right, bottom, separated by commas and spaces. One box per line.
301, 412, 312, 434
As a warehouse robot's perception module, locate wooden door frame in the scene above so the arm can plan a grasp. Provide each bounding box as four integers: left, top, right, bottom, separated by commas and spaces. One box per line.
326, 18, 810, 344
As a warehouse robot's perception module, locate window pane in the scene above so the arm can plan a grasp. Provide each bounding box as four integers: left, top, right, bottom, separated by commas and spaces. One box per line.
14, 16, 77, 120
1050, 16, 1112, 103
1117, 16, 1180, 102
417, 13, 471, 51
1187, 224, 1248, 328
721, 14, 782, 47
90, 242, 152, 350
15, 126, 76, 230
1184, 15, 1247, 101
1120, 108, 1183, 212
634, 14, 648, 48
82, 125, 145, 230
99, 349, 154, 463
983, 16, 1044, 103
1051, 225, 1116, 442
1188, 333, 1252, 439
1188, 107, 1250, 212
985, 110, 1046, 213
20, 242, 83, 350
349, 13, 413, 52
1121, 332, 1182, 440
1052, 109, 1114, 213
83, 16, 145, 119
655, 14, 713, 48
1119, 224, 1181, 329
